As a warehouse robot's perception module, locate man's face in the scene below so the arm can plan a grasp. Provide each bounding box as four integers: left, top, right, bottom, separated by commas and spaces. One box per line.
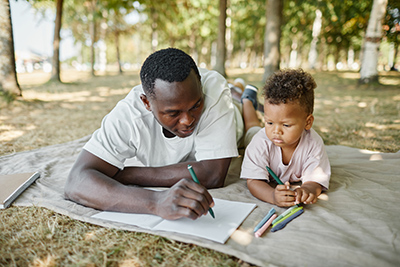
141, 70, 204, 138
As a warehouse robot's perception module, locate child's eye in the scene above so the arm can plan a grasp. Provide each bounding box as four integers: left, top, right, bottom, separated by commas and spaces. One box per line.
266, 122, 273, 125
283, 124, 291, 127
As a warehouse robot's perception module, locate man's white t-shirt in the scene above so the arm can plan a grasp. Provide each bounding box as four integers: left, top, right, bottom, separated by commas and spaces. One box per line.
83, 68, 244, 169
240, 128, 330, 189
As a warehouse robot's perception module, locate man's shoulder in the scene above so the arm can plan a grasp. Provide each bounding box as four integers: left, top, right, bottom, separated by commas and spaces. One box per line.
199, 68, 227, 89
108, 84, 150, 120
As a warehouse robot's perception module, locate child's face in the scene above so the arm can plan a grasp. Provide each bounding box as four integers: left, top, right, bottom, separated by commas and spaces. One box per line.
264, 100, 314, 152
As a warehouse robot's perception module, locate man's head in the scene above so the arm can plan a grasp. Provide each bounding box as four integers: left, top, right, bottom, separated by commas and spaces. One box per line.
263, 68, 316, 115
140, 48, 204, 138
140, 48, 201, 98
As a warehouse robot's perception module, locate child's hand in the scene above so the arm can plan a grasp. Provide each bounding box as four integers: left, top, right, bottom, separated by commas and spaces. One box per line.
273, 181, 296, 207
294, 182, 322, 205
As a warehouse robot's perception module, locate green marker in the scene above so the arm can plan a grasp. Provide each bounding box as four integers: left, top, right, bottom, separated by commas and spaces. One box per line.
272, 206, 303, 226
267, 166, 299, 207
187, 165, 215, 219
266, 166, 284, 185
272, 205, 299, 224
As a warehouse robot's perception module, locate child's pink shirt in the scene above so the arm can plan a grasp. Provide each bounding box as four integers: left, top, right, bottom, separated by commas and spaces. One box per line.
240, 128, 331, 189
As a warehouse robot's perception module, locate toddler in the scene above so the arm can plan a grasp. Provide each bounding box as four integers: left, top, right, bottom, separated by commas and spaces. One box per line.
240, 69, 331, 207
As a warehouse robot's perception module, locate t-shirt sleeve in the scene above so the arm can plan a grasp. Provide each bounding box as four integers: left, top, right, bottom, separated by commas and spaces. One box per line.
194, 71, 240, 161
240, 129, 270, 180
83, 101, 138, 169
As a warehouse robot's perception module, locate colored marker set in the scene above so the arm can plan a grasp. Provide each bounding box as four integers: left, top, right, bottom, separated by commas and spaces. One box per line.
254, 205, 304, 237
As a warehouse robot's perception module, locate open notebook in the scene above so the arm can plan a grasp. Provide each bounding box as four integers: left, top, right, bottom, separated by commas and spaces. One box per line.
92, 198, 256, 244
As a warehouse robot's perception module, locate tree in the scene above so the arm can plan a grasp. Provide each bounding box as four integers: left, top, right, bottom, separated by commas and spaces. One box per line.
360, 0, 388, 84
263, 0, 283, 82
51, 0, 63, 82
383, 0, 400, 70
0, 0, 21, 97
213, 0, 227, 77
308, 9, 322, 69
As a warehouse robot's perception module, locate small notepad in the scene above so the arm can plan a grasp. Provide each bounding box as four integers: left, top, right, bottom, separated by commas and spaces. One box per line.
92, 198, 256, 243
0, 172, 40, 209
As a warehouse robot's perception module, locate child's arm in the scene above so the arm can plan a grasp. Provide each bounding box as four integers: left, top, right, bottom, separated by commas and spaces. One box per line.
294, 181, 322, 205
247, 179, 297, 207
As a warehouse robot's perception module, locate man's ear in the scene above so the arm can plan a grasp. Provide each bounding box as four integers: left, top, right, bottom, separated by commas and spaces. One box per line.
140, 94, 151, 111
305, 114, 314, 130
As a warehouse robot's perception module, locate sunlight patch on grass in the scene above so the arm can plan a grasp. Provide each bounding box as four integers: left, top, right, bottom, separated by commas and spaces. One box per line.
393, 95, 400, 101
119, 258, 143, 267
31, 254, 57, 267
0, 129, 25, 142
357, 102, 367, 108
380, 77, 400, 85
365, 122, 400, 130
338, 72, 360, 79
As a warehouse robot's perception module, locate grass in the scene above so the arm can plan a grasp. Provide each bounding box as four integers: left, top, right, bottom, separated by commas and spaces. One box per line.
1, 68, 399, 266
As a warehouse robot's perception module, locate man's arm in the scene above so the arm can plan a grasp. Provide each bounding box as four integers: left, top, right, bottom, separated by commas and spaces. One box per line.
113, 157, 232, 188
64, 150, 229, 219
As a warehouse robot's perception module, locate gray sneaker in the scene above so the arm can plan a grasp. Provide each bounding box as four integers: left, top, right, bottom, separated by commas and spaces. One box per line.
241, 84, 258, 110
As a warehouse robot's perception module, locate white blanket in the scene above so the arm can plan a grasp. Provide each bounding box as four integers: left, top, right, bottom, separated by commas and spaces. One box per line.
1, 136, 399, 267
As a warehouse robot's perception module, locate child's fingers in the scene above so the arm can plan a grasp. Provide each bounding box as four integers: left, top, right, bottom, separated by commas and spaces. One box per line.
302, 193, 317, 204
274, 188, 296, 207
294, 188, 304, 204
284, 181, 291, 190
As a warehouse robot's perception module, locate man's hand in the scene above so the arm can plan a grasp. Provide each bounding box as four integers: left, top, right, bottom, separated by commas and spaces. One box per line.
273, 181, 297, 207
153, 179, 214, 220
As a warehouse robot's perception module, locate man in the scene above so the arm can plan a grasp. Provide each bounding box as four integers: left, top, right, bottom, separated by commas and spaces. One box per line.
65, 48, 260, 220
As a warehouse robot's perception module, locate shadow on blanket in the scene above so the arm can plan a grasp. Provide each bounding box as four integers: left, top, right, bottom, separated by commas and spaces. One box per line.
1, 135, 399, 267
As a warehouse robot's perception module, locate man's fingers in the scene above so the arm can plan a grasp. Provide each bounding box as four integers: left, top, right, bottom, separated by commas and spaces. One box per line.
165, 179, 214, 219
179, 178, 214, 207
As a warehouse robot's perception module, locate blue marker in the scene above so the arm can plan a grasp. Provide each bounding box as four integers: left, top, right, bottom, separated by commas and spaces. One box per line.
253, 208, 276, 232
271, 208, 304, 232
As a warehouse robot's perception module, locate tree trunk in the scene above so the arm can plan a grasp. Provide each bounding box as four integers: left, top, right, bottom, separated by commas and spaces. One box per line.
0, 0, 21, 96
151, 7, 158, 52
115, 31, 122, 74
50, 0, 63, 82
213, 0, 227, 77
359, 0, 388, 84
263, 0, 283, 82
308, 9, 322, 70
90, 0, 96, 76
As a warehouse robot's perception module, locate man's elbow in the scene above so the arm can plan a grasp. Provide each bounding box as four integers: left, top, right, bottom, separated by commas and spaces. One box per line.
64, 174, 82, 202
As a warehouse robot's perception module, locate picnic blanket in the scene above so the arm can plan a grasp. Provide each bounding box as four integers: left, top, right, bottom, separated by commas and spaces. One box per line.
1, 135, 399, 267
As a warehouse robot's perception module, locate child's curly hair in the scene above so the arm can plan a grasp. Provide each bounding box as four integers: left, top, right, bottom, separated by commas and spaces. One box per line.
263, 69, 316, 114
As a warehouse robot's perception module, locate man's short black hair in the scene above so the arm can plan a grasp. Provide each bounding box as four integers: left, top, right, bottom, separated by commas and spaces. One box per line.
140, 48, 201, 97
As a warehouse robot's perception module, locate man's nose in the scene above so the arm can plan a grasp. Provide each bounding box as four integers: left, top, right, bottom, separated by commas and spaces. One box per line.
180, 112, 195, 126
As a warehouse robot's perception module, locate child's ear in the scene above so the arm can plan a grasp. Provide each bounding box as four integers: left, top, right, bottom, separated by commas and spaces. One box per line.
305, 114, 314, 130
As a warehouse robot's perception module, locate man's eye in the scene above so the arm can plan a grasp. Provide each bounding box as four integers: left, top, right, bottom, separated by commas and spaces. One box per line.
193, 101, 202, 110
168, 112, 179, 118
